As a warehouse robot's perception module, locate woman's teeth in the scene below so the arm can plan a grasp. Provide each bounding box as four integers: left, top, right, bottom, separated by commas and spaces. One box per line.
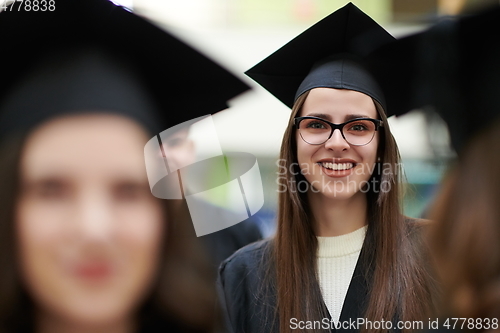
321, 162, 354, 170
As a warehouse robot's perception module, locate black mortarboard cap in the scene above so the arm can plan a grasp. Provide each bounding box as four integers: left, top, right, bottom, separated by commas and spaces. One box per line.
245, 2, 395, 114
0, 0, 250, 137
368, 5, 500, 153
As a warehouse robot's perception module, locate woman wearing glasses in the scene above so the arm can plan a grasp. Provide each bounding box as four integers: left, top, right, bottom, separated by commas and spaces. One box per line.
217, 4, 436, 333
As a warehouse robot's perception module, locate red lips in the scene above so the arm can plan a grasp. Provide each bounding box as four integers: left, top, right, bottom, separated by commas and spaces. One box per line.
73, 262, 114, 280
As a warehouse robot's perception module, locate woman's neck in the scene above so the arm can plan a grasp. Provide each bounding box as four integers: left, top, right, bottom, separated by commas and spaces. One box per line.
36, 309, 136, 333
308, 190, 368, 237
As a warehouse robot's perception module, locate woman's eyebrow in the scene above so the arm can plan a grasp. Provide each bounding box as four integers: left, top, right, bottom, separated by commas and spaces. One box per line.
344, 114, 371, 121
304, 113, 332, 121
303, 113, 372, 122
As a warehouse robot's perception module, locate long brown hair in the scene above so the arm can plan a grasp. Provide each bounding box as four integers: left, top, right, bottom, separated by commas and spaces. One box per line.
429, 121, 500, 321
270, 90, 436, 333
0, 131, 218, 333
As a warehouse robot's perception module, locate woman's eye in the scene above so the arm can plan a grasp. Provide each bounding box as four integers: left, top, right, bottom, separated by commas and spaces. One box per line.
113, 182, 147, 201
348, 123, 368, 131
31, 180, 70, 199
306, 121, 327, 129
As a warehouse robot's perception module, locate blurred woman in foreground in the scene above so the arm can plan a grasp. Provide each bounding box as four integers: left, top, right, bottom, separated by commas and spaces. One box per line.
0, 0, 249, 332
368, 3, 500, 329
430, 122, 500, 325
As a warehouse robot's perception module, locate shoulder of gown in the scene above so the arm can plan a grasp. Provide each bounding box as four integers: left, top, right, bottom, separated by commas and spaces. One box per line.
217, 239, 277, 333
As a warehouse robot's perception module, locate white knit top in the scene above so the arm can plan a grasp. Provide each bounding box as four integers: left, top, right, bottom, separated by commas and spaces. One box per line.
316, 225, 367, 323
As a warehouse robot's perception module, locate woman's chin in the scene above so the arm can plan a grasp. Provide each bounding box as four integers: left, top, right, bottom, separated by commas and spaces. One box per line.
310, 187, 354, 201
53, 301, 133, 328
40, 287, 139, 328
307, 178, 366, 201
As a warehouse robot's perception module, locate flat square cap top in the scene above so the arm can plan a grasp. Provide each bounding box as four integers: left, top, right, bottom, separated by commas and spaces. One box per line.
0, 0, 250, 137
368, 5, 500, 153
245, 2, 395, 114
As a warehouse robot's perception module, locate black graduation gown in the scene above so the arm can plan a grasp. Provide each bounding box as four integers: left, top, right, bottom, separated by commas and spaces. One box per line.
217, 239, 372, 333
194, 198, 263, 269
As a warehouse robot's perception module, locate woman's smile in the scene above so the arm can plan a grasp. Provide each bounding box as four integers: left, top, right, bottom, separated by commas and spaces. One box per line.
317, 158, 358, 178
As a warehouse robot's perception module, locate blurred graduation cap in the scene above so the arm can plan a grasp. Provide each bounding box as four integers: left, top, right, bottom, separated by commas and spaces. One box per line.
245, 2, 395, 115
367, 5, 500, 154
0, 0, 250, 137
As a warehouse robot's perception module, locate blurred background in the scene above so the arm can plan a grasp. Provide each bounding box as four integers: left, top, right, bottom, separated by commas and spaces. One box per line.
111, 0, 482, 237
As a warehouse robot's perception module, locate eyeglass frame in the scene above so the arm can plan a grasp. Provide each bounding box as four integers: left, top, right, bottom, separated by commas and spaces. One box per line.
293, 116, 384, 146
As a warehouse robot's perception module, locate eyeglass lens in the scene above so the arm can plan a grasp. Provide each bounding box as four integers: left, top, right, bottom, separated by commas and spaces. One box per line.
298, 118, 377, 146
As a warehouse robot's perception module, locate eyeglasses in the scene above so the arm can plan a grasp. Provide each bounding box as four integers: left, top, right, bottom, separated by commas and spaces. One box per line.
294, 116, 383, 146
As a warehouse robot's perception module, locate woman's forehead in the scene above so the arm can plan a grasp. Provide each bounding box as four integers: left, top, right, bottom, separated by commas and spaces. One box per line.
300, 88, 377, 119
20, 114, 150, 179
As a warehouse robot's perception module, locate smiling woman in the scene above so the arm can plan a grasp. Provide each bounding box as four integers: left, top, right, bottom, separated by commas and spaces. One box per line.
217, 4, 437, 333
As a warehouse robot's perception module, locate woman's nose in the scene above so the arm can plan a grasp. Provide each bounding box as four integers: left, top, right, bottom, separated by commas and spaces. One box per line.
324, 128, 350, 151
75, 192, 114, 241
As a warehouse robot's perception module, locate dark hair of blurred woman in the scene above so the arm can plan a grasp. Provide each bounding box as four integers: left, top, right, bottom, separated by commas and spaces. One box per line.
429, 120, 500, 321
